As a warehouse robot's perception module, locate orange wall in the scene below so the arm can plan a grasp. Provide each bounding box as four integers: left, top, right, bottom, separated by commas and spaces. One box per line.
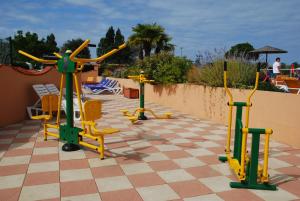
113, 77, 300, 148
0, 66, 96, 127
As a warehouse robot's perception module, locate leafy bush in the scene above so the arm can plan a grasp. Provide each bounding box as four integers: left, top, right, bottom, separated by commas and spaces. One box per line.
193, 59, 256, 88
115, 52, 192, 84
138, 52, 192, 84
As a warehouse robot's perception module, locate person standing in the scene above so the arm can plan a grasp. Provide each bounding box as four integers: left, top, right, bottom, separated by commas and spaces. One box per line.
272, 57, 281, 78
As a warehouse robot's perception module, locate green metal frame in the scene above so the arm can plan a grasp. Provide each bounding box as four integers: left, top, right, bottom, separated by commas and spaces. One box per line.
230, 128, 277, 191
138, 82, 147, 120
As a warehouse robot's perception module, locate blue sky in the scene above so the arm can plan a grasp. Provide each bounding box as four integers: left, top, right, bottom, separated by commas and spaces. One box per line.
0, 0, 299, 63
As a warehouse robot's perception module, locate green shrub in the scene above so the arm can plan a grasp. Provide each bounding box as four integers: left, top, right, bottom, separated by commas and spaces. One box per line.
118, 52, 192, 84
196, 59, 256, 88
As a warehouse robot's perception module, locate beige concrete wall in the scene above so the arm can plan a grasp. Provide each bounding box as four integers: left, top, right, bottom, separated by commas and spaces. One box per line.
113, 77, 300, 148
0, 66, 96, 127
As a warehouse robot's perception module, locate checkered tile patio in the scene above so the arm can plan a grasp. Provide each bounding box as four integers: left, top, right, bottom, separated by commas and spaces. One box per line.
0, 95, 299, 201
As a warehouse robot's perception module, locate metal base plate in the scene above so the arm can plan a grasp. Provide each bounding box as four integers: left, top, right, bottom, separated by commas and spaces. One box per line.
62, 143, 80, 152
230, 181, 277, 191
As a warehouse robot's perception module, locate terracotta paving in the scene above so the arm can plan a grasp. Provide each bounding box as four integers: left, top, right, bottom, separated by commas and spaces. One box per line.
0, 94, 299, 201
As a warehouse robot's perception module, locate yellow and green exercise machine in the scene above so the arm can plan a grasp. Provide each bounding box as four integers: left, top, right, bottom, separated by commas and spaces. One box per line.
120, 71, 172, 123
219, 61, 276, 190
18, 39, 126, 159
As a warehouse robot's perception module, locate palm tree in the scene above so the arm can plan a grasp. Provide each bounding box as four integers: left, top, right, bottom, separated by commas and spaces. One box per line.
129, 23, 174, 59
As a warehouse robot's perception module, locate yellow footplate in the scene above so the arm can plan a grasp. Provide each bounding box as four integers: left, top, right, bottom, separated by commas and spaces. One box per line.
128, 116, 138, 123
101, 128, 120, 134
164, 112, 172, 118
120, 109, 129, 116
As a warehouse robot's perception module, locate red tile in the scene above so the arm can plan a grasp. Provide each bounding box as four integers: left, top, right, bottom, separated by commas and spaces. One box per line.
106, 141, 128, 149
100, 189, 143, 201
207, 147, 225, 154
0, 144, 10, 151
4, 148, 32, 157
277, 166, 300, 176
0, 164, 28, 176
30, 153, 58, 163
0, 134, 16, 139
84, 150, 100, 159
0, 187, 21, 201
175, 143, 198, 149
217, 189, 263, 201
148, 160, 179, 171
197, 155, 221, 165
60, 159, 89, 170
41, 198, 60, 201
279, 180, 300, 197
164, 150, 191, 159
13, 138, 36, 143
23, 171, 59, 186
169, 180, 212, 198
185, 166, 221, 178
34, 140, 58, 148
61, 179, 98, 197
128, 172, 165, 187
277, 155, 300, 166
92, 165, 124, 178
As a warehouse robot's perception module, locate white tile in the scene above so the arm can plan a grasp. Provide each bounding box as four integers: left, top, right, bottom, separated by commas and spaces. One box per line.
19, 183, 60, 201
0, 138, 13, 144
187, 127, 204, 132
137, 184, 180, 201
59, 150, 86, 160
155, 144, 181, 152
210, 164, 232, 176
28, 161, 59, 173
0, 155, 31, 166
16, 132, 38, 138
153, 129, 173, 135
170, 138, 191, 144
129, 141, 152, 148
177, 132, 198, 138
252, 187, 298, 201
96, 176, 133, 192
61, 193, 102, 201
88, 158, 117, 168
0, 129, 19, 135
142, 152, 169, 162
184, 194, 224, 201
9, 142, 34, 149
121, 163, 154, 175
186, 148, 214, 157
60, 168, 93, 182
174, 157, 206, 168
195, 141, 220, 148
199, 176, 232, 192
210, 129, 227, 135
202, 135, 224, 141
33, 147, 58, 155
158, 169, 195, 183
110, 147, 135, 156
268, 158, 292, 169
0, 174, 25, 189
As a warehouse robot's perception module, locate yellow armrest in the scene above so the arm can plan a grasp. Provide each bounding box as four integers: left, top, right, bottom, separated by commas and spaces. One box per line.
31, 115, 51, 120
128, 116, 138, 123
94, 128, 119, 135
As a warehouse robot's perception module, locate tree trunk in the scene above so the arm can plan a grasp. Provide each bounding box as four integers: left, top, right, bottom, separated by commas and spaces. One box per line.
144, 42, 151, 57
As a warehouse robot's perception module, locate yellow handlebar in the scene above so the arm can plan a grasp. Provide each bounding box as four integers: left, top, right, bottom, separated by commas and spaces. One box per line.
72, 43, 126, 63
53, 52, 62, 59
18, 50, 57, 64
69, 39, 90, 61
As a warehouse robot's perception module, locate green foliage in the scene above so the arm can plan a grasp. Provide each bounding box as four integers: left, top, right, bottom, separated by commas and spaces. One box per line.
258, 82, 285, 92
195, 59, 257, 88
225, 42, 258, 60
61, 38, 91, 58
97, 27, 132, 64
128, 23, 174, 59
122, 52, 192, 84
12, 30, 59, 64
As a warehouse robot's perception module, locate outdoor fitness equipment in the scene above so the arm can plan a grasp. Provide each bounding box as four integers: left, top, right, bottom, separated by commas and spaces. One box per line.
120, 71, 172, 123
218, 61, 276, 190
18, 39, 126, 159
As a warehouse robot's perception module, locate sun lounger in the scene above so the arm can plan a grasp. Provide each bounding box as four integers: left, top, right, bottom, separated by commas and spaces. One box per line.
27, 84, 83, 121
284, 80, 300, 94
83, 78, 122, 95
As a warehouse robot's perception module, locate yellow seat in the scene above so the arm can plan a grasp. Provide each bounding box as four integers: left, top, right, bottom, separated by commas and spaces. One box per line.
31, 94, 60, 140
120, 109, 129, 116
164, 112, 172, 118
80, 100, 119, 159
